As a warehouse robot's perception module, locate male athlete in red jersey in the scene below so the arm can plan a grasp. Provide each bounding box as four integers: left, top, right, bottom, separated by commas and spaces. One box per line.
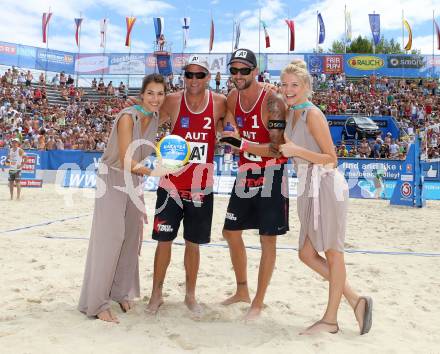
220, 48, 289, 320
147, 55, 226, 315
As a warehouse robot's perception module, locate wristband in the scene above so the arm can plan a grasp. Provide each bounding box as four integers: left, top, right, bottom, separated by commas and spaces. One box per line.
219, 136, 242, 148
267, 120, 286, 129
240, 140, 250, 152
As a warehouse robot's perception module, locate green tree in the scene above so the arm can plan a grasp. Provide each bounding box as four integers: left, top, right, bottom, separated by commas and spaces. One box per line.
329, 35, 419, 54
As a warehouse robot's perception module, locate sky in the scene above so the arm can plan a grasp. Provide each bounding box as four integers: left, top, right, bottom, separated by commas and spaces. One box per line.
0, 0, 439, 55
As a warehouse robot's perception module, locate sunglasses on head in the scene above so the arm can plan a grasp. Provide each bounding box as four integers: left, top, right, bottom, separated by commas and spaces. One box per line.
184, 71, 208, 79
229, 67, 255, 76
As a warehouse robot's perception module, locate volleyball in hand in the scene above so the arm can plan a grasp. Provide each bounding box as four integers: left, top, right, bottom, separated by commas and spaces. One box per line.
156, 134, 190, 169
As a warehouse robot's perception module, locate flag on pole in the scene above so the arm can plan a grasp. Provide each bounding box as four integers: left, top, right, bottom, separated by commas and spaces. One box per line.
125, 17, 136, 47
42, 12, 53, 43
285, 19, 295, 51
261, 20, 270, 48
182, 17, 190, 50
368, 14, 381, 46
345, 10, 352, 42
100, 18, 108, 48
74, 18, 83, 47
153, 17, 164, 41
435, 19, 440, 50
317, 12, 325, 44
234, 21, 240, 50
403, 19, 413, 50
209, 17, 214, 52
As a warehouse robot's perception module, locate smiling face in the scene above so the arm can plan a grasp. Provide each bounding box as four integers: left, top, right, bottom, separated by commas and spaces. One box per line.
140, 82, 166, 113
184, 64, 210, 96
280, 73, 309, 106
230, 62, 257, 91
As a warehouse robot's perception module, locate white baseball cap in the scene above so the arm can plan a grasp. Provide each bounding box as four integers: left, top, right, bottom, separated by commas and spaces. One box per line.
183, 55, 210, 72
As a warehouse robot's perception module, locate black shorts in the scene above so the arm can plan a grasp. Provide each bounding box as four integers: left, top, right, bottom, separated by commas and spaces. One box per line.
152, 187, 214, 244
8, 170, 21, 182
223, 164, 289, 236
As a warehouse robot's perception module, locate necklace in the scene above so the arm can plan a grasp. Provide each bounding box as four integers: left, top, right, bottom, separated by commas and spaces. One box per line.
289, 101, 314, 110
133, 104, 153, 116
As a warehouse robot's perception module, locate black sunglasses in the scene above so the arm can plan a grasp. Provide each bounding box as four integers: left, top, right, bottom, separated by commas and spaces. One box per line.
184, 71, 208, 79
229, 67, 255, 76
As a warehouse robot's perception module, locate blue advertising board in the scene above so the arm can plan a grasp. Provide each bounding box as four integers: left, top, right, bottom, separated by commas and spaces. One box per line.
35, 48, 75, 74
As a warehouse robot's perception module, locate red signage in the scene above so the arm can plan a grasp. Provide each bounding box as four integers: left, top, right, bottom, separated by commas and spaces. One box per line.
323, 55, 343, 74
0, 44, 17, 55
20, 179, 43, 188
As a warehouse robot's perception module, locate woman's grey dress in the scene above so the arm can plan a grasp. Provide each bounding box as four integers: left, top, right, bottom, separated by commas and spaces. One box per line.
78, 106, 158, 317
285, 107, 348, 253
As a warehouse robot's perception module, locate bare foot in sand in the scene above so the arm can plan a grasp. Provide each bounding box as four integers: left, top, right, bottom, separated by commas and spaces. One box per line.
299, 320, 339, 335
243, 306, 262, 321
184, 295, 203, 318
118, 300, 133, 313
221, 293, 251, 306
146, 295, 164, 315
96, 309, 119, 323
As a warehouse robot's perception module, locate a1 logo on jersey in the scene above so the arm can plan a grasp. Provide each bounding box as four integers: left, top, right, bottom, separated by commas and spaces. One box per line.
181, 117, 189, 128
188, 142, 208, 164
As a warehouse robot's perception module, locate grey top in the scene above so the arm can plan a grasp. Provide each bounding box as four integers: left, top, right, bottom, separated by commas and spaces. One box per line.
101, 106, 158, 169
285, 107, 323, 166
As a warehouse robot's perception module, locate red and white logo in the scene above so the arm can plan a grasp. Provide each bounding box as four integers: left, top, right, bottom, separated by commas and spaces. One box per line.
400, 182, 412, 198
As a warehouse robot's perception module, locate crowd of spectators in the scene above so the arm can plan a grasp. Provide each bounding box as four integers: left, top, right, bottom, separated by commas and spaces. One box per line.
0, 65, 439, 160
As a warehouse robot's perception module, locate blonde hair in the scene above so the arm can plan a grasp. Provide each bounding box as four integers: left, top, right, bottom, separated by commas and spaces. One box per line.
281, 59, 313, 97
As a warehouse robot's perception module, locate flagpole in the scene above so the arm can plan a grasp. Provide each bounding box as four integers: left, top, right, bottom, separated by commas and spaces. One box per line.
101, 17, 107, 81
287, 10, 290, 54
344, 5, 347, 54
402, 9, 405, 53
45, 7, 51, 82
258, 8, 261, 67
76, 12, 82, 88
316, 11, 319, 53
432, 10, 434, 78
127, 15, 133, 89
231, 18, 235, 52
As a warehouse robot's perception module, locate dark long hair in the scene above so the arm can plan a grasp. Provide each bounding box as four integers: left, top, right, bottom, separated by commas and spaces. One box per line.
140, 73, 166, 94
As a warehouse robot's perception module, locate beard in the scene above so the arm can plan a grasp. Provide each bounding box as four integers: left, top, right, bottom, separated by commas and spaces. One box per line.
233, 77, 253, 91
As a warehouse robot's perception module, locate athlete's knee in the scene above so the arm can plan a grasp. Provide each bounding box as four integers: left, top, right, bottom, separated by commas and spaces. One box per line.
222, 228, 236, 241
184, 239, 200, 250
298, 248, 312, 263
260, 235, 276, 249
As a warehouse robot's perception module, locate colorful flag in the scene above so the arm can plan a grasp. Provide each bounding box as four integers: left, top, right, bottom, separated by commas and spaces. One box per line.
403, 19, 413, 51
261, 20, 270, 48
285, 19, 295, 51
100, 18, 108, 48
182, 17, 190, 50
153, 17, 164, 41
369, 14, 381, 46
74, 18, 83, 47
125, 17, 136, 47
234, 21, 240, 50
435, 19, 440, 50
317, 12, 325, 44
346, 10, 352, 42
209, 17, 214, 52
42, 12, 53, 43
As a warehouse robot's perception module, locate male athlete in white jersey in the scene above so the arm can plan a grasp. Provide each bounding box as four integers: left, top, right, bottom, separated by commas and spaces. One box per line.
6, 138, 25, 200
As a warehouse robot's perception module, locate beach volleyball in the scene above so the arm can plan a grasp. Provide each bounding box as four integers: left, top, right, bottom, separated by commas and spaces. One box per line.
156, 134, 190, 169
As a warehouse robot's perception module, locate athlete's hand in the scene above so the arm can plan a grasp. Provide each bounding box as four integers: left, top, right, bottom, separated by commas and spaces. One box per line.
279, 132, 299, 158
261, 82, 278, 93
149, 157, 187, 177
219, 125, 242, 148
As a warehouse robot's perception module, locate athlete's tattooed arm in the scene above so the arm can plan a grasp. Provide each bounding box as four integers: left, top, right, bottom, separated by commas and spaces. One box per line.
238, 92, 286, 158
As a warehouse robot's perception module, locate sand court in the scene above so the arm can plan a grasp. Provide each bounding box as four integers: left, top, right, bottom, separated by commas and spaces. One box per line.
0, 185, 439, 353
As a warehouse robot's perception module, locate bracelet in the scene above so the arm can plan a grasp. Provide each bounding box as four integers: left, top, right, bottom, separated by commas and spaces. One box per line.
240, 140, 250, 151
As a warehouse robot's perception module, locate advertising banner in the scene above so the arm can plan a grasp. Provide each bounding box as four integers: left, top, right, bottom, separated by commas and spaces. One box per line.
75, 54, 109, 74
266, 54, 304, 74
308, 54, 343, 74
108, 53, 146, 75
35, 48, 75, 73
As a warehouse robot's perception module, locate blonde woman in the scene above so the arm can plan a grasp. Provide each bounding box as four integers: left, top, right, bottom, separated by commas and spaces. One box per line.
279, 60, 373, 335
